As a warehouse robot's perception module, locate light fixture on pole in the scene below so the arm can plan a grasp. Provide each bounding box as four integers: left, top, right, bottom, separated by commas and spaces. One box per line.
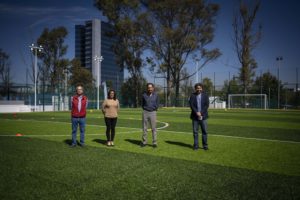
276, 56, 283, 109
29, 43, 43, 112
94, 55, 103, 110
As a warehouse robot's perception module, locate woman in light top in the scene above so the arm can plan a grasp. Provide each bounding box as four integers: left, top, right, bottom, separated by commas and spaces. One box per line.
102, 89, 120, 146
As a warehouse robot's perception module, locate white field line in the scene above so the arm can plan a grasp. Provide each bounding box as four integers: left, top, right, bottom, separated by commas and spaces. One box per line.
1, 119, 299, 144
0, 130, 142, 137
0, 118, 168, 137
2, 118, 169, 130
159, 130, 300, 144
3, 118, 139, 130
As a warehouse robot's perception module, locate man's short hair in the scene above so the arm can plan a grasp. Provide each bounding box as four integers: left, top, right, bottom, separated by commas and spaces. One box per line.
147, 83, 154, 88
76, 84, 84, 90
194, 83, 204, 89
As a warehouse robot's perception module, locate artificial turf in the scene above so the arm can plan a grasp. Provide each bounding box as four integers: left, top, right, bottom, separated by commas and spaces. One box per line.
0, 108, 299, 199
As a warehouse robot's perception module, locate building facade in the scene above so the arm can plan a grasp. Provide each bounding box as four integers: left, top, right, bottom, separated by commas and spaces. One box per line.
75, 19, 123, 93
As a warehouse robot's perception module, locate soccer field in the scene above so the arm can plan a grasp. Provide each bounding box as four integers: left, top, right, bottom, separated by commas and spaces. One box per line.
0, 108, 299, 199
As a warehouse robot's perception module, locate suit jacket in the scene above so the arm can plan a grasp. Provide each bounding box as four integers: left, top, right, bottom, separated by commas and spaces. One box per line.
189, 92, 209, 120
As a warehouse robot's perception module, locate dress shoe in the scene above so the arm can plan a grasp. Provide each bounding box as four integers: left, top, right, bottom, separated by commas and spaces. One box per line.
140, 143, 146, 147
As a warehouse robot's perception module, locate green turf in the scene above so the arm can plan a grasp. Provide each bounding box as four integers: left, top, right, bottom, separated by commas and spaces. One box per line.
0, 108, 300, 199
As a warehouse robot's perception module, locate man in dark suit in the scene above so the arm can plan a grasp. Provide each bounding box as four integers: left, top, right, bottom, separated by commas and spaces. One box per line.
189, 83, 210, 150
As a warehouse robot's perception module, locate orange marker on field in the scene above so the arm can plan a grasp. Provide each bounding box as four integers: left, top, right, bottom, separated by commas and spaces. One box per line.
16, 133, 23, 137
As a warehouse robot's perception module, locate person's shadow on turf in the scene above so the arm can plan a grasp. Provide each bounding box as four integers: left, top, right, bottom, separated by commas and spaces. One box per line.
125, 139, 141, 146
64, 139, 72, 146
64, 139, 85, 146
92, 139, 107, 145
165, 140, 193, 149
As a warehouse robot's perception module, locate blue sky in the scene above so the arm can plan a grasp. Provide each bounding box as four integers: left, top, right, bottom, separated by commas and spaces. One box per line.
0, 0, 299, 87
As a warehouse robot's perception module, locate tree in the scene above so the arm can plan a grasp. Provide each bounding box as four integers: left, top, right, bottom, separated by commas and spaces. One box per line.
95, 0, 146, 107
180, 68, 193, 106
0, 49, 13, 100
219, 78, 241, 102
69, 59, 94, 90
140, 0, 221, 106
121, 76, 147, 107
202, 77, 213, 96
252, 72, 282, 108
233, 0, 262, 95
35, 26, 69, 92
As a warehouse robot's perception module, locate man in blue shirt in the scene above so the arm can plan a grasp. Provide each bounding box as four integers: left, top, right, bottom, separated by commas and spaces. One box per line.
141, 83, 159, 148
189, 83, 209, 150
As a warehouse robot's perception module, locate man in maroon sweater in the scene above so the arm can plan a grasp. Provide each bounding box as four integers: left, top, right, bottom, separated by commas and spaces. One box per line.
71, 85, 88, 147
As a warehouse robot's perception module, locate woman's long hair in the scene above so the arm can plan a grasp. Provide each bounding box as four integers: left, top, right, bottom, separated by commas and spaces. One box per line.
107, 89, 117, 100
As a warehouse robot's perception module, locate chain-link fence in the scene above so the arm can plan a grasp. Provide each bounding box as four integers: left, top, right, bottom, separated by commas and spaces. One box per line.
1, 68, 299, 110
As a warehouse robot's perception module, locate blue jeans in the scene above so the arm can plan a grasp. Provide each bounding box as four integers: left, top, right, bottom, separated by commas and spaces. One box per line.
71, 117, 86, 145
192, 119, 208, 148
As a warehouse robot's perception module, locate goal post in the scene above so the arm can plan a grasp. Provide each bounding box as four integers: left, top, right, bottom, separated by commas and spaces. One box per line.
228, 94, 267, 110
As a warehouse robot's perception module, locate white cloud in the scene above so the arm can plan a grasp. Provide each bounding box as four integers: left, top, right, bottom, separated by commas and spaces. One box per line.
0, 3, 90, 16
0, 3, 103, 28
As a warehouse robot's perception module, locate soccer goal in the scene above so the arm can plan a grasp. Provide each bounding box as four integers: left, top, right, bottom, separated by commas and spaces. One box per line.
228, 94, 267, 109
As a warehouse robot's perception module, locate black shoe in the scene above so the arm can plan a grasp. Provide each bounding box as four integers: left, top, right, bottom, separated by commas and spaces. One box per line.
193, 145, 199, 150
203, 147, 209, 151
79, 143, 85, 148
70, 144, 76, 148
140, 143, 146, 147
153, 144, 157, 148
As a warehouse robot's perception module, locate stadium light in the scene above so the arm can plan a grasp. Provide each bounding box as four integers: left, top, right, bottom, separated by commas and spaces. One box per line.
94, 55, 103, 110
29, 43, 43, 112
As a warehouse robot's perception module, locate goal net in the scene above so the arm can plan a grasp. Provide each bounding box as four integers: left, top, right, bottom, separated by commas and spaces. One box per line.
228, 94, 267, 109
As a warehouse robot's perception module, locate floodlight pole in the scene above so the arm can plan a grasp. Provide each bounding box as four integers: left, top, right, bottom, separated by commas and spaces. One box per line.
29, 44, 43, 112
276, 56, 283, 109
94, 55, 103, 110
64, 67, 69, 111
195, 59, 200, 84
